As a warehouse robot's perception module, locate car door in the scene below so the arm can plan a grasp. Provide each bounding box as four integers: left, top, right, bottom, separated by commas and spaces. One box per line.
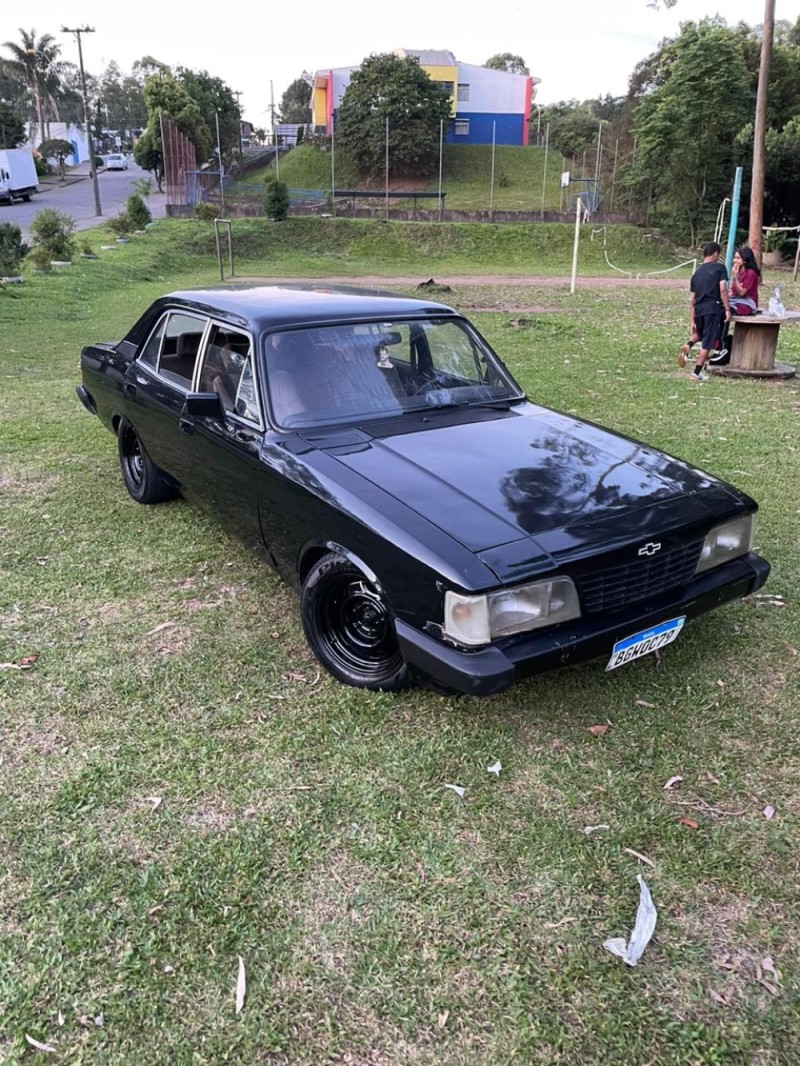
180, 323, 265, 550
123, 309, 210, 489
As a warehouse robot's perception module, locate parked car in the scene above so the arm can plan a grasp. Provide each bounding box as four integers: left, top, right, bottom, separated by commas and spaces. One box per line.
105, 153, 128, 170
76, 285, 770, 695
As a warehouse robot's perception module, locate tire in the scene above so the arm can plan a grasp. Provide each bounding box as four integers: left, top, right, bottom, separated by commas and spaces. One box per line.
21, 193, 32, 202
117, 418, 177, 504
301, 553, 409, 691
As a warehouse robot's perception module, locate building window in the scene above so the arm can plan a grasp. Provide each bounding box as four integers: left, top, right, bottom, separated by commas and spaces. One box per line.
457, 83, 470, 102
455, 119, 470, 136
439, 80, 454, 95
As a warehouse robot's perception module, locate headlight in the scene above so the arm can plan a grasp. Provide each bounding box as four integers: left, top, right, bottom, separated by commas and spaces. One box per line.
444, 577, 581, 647
695, 514, 755, 574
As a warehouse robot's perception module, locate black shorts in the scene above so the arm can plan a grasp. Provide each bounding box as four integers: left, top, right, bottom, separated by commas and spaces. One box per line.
695, 309, 725, 352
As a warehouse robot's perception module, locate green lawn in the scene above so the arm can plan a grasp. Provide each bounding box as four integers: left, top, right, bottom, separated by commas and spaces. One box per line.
2, 219, 799, 1064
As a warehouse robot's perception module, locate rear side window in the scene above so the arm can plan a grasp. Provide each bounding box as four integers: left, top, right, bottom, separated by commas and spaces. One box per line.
137, 311, 208, 389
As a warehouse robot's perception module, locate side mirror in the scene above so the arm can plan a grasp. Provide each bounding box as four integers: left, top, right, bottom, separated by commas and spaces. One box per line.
184, 392, 225, 420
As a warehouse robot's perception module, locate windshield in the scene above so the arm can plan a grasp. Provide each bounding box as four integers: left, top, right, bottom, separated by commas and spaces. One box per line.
263, 317, 525, 429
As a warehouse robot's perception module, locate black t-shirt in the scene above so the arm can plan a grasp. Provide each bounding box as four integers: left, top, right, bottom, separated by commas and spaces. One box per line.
691, 261, 728, 315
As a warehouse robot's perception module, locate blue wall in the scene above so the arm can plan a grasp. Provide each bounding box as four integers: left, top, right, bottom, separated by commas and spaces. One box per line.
445, 113, 526, 146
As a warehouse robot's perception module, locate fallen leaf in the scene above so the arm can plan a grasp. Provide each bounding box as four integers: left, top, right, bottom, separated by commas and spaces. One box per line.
94, 1014, 104, 1028
635, 699, 655, 708
664, 775, 684, 790
438, 1009, 450, 1029
588, 724, 609, 736
57, 1013, 64, 1026
18, 654, 38, 666
584, 824, 610, 835
709, 989, 729, 1006
783, 643, 798, 656
486, 760, 502, 776
544, 915, 578, 928
444, 784, 466, 799
756, 977, 780, 997
761, 956, 778, 978
145, 621, 176, 637
706, 772, 721, 784
622, 847, 655, 867
25, 1034, 57, 1054
147, 796, 163, 812
148, 903, 165, 916
763, 805, 775, 820
235, 955, 246, 1014
680, 817, 699, 829
415, 860, 425, 883
164, 964, 175, 973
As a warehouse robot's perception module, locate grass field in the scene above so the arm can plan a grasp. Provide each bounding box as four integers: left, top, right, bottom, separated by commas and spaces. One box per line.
2, 219, 799, 1064
247, 144, 574, 214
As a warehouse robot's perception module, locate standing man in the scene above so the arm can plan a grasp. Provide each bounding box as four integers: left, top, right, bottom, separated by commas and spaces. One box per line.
678, 242, 731, 381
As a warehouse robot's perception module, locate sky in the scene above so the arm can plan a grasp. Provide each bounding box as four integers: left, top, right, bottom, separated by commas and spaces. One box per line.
3, 0, 799, 124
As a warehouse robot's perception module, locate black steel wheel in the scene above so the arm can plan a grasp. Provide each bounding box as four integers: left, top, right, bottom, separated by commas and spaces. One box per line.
301, 553, 408, 691
117, 418, 177, 504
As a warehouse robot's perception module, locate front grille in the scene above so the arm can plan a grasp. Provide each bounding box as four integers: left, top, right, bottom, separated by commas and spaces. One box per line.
575, 540, 705, 614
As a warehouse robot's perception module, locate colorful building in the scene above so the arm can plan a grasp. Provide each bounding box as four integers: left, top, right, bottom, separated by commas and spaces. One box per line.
311, 49, 539, 146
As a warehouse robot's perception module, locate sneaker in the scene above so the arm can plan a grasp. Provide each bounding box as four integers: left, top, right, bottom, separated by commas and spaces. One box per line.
690, 370, 708, 382
708, 349, 728, 364
677, 344, 690, 368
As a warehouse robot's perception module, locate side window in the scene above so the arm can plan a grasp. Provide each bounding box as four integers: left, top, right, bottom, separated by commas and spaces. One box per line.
138, 316, 166, 369
198, 324, 254, 416
158, 313, 208, 388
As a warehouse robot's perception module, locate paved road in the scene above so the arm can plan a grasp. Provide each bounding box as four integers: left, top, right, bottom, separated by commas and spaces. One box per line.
0, 159, 167, 241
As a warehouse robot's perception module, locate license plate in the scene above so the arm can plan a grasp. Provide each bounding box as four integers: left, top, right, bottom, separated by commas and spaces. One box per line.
606, 616, 686, 671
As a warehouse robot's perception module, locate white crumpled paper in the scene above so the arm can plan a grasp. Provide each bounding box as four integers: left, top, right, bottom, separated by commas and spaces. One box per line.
603, 874, 657, 967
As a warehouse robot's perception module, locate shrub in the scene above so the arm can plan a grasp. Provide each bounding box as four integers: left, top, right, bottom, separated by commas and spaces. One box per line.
0, 222, 28, 276
27, 246, 53, 272
264, 178, 290, 221
126, 193, 152, 229
195, 201, 221, 221
106, 211, 132, 237
28, 209, 76, 261
34, 155, 50, 177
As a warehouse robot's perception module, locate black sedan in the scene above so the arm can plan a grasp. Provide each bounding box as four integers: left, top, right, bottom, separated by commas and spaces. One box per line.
76, 285, 770, 696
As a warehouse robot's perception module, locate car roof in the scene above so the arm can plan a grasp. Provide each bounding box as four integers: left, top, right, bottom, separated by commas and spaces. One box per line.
126, 283, 460, 340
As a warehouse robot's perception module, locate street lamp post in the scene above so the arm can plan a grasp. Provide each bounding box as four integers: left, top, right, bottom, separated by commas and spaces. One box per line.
61, 25, 102, 216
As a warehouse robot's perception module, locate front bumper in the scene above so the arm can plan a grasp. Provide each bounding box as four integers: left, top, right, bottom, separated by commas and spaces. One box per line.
395, 553, 770, 697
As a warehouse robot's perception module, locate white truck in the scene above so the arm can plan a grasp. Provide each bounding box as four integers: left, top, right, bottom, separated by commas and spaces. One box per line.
0, 149, 39, 204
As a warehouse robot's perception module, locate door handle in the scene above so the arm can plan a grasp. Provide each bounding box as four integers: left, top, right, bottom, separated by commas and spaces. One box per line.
235, 430, 257, 444
179, 418, 194, 435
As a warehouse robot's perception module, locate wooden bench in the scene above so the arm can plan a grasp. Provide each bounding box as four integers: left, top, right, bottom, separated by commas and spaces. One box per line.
711, 312, 800, 379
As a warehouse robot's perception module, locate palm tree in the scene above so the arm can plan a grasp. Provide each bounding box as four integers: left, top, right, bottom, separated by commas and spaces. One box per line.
2, 29, 61, 143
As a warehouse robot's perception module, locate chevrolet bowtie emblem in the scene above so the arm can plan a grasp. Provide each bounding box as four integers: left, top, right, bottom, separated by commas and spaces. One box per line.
638, 542, 662, 557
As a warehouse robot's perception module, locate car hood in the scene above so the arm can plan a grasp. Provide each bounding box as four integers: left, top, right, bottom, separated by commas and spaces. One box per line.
312, 405, 745, 580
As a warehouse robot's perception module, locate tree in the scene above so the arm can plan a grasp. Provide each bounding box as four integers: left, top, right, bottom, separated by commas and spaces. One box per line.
38, 137, 74, 178
177, 67, 239, 162
132, 127, 163, 190
484, 53, 529, 76
337, 53, 452, 179
1, 29, 61, 143
139, 70, 211, 163
96, 61, 147, 137
264, 178, 290, 220
0, 101, 26, 147
279, 78, 312, 123
624, 19, 755, 243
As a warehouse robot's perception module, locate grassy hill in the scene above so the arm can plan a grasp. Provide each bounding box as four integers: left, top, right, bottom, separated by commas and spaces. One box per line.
245, 143, 576, 214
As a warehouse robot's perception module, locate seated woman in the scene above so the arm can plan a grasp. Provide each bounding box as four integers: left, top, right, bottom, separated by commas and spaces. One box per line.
728, 246, 760, 316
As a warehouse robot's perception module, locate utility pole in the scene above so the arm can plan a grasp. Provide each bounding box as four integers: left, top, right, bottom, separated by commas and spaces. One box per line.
62, 25, 102, 216
233, 90, 244, 162
748, 0, 776, 263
